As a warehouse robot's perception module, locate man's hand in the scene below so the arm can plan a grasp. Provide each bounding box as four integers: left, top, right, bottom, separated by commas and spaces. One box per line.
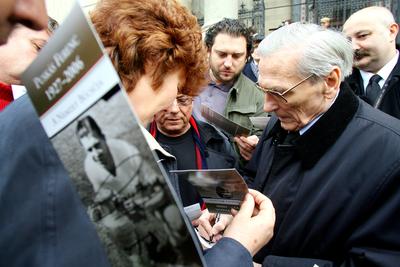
210, 213, 233, 242
192, 209, 233, 242
223, 189, 275, 256
192, 209, 214, 240
234, 135, 259, 161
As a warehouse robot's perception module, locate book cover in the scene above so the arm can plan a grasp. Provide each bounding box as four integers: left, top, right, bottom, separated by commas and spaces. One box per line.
21, 3, 204, 267
170, 169, 248, 214
200, 104, 251, 137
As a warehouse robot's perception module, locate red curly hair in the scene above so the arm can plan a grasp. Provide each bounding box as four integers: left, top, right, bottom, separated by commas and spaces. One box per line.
90, 0, 207, 96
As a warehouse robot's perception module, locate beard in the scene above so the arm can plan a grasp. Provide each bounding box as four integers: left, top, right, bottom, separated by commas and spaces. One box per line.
210, 65, 240, 84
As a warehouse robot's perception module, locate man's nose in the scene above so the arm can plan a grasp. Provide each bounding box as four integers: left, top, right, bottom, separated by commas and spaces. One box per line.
168, 99, 180, 113
223, 55, 233, 68
14, 0, 48, 31
351, 39, 361, 50
263, 94, 279, 113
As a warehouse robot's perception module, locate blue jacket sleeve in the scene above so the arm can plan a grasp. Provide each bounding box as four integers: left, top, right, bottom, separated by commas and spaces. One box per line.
0, 97, 111, 267
204, 237, 253, 267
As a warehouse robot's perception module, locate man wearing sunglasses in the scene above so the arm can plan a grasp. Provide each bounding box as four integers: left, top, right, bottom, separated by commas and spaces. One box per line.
241, 23, 400, 266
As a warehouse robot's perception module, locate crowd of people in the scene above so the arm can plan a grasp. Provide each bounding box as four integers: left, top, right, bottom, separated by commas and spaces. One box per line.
0, 0, 400, 266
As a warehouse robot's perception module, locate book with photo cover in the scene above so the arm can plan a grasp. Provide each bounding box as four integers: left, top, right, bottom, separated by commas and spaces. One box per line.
200, 104, 251, 137
170, 169, 249, 214
21, 3, 204, 267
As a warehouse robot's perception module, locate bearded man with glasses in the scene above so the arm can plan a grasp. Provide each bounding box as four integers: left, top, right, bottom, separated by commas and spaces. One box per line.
150, 94, 237, 208
233, 23, 400, 266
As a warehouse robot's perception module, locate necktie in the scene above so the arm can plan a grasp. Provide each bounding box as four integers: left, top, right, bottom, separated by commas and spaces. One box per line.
0, 82, 13, 111
365, 74, 382, 105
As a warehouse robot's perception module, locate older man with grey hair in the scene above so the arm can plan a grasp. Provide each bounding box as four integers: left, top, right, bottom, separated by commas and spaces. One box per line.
241, 23, 400, 266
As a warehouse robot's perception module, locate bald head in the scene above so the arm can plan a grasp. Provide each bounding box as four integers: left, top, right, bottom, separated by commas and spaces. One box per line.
343, 6, 398, 73
346, 6, 395, 27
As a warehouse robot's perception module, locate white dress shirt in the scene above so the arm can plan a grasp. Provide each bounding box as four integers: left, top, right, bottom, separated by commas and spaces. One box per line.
359, 50, 399, 93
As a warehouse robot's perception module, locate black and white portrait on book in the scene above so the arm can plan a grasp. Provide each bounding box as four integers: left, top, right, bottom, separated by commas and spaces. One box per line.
51, 87, 200, 267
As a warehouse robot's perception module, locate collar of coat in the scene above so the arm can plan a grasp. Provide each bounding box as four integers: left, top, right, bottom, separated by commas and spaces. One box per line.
266, 83, 359, 169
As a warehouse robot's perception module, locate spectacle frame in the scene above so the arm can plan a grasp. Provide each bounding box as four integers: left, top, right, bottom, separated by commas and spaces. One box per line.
256, 73, 315, 103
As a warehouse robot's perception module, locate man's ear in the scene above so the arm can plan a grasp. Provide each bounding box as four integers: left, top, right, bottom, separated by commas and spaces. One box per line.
323, 66, 341, 98
389, 22, 399, 42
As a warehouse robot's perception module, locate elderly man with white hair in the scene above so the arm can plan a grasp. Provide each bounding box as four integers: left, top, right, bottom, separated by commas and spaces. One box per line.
239, 23, 400, 266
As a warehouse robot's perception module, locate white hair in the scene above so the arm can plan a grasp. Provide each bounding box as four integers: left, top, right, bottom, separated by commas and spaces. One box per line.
257, 23, 354, 81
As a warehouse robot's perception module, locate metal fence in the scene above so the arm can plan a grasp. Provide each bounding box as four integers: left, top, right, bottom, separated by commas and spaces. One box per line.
307, 0, 397, 30
238, 0, 265, 37
197, 0, 399, 43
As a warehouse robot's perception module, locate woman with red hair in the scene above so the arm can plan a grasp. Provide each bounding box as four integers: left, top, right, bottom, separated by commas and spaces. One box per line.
90, 1, 275, 266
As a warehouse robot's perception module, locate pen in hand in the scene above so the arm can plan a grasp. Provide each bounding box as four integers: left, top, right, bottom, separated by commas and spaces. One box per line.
209, 213, 221, 243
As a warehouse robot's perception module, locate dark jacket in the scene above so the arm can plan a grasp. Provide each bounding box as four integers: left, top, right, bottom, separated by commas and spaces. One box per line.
0, 96, 110, 267
242, 59, 258, 82
204, 237, 252, 267
149, 124, 252, 267
244, 84, 400, 266
345, 51, 400, 119
155, 119, 237, 200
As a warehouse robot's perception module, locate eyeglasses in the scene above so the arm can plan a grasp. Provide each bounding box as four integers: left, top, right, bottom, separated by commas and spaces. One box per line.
256, 74, 315, 103
176, 95, 193, 106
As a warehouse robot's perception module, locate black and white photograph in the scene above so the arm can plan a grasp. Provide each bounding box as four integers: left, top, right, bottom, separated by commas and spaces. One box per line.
171, 169, 248, 214
52, 89, 201, 267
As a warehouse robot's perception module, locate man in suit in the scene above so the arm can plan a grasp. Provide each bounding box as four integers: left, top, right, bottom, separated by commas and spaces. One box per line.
343, 6, 400, 119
